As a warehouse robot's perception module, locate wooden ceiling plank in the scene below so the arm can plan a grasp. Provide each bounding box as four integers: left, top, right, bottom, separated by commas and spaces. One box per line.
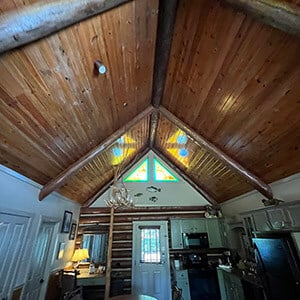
0, 0, 132, 53
224, 0, 300, 36
152, 148, 218, 206
151, 0, 178, 108
83, 147, 150, 207
149, 110, 159, 148
159, 106, 273, 199
39, 106, 154, 201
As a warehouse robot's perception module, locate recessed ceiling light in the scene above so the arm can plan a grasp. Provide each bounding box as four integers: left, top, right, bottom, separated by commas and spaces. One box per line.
94, 60, 106, 74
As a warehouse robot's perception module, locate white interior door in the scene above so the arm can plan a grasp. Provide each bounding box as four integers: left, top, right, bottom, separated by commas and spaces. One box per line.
22, 219, 57, 300
0, 211, 31, 300
132, 221, 171, 300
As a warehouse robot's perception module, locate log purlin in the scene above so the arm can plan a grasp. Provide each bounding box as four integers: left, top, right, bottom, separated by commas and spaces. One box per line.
76, 206, 206, 296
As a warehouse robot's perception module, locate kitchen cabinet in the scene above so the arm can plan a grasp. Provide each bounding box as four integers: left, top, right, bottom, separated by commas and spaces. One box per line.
218, 269, 245, 300
181, 218, 207, 233
206, 219, 224, 248
170, 218, 225, 249
252, 210, 270, 231
286, 202, 300, 228
175, 270, 191, 300
267, 207, 291, 229
170, 219, 183, 249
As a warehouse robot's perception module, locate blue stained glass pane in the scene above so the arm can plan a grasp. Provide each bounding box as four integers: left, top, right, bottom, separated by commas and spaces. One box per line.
117, 136, 125, 144
112, 147, 123, 157
177, 134, 187, 144
179, 148, 188, 157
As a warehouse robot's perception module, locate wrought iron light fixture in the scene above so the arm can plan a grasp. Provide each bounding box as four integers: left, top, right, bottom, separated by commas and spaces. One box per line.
105, 163, 135, 209
105, 181, 135, 209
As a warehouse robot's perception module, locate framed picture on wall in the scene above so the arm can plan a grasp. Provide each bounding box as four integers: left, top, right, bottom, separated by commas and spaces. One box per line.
57, 242, 65, 259
69, 223, 77, 240
61, 210, 73, 233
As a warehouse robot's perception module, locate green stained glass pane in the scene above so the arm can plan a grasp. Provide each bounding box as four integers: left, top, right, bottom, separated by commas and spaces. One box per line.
154, 158, 178, 182
124, 158, 149, 182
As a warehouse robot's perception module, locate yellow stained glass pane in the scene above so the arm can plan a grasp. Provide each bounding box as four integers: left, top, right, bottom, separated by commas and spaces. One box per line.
167, 148, 189, 167
124, 158, 149, 182
154, 158, 178, 181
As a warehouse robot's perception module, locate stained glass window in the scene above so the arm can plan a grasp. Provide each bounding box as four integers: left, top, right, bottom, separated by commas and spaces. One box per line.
154, 158, 178, 182
140, 227, 161, 263
124, 158, 149, 182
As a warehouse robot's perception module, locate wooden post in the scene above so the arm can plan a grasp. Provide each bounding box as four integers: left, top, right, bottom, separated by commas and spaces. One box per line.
159, 106, 273, 199
104, 207, 114, 300
149, 111, 159, 148
39, 106, 153, 201
224, 0, 300, 36
0, 0, 131, 53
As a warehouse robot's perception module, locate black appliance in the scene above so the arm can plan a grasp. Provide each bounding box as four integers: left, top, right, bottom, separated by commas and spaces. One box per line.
253, 232, 300, 300
186, 254, 220, 300
182, 232, 209, 249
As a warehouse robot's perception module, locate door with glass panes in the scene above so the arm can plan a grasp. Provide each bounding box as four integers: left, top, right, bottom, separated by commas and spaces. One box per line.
132, 221, 171, 300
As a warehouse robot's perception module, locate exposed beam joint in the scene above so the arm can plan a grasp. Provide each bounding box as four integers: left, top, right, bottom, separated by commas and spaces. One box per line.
39, 106, 154, 201
151, 0, 178, 108
224, 0, 300, 36
152, 148, 218, 206
0, 0, 131, 54
159, 106, 273, 199
83, 147, 150, 207
149, 110, 159, 148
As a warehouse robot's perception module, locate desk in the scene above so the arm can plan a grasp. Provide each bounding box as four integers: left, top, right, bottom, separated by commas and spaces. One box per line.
109, 295, 157, 300
77, 269, 105, 286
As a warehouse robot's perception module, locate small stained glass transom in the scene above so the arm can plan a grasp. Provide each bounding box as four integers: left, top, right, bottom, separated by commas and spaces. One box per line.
124, 158, 149, 182
140, 227, 161, 263
154, 158, 178, 182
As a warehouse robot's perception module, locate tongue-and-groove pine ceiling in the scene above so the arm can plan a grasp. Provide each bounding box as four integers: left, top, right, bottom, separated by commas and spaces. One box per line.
0, 0, 299, 205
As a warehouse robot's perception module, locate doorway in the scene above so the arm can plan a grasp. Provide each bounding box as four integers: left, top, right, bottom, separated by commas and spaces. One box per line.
22, 217, 59, 299
132, 221, 171, 300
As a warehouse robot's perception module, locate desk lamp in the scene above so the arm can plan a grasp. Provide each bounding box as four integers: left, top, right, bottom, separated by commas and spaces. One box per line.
72, 248, 89, 269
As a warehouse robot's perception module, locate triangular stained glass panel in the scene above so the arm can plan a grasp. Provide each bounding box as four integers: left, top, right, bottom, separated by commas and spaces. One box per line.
124, 158, 149, 182
154, 158, 179, 182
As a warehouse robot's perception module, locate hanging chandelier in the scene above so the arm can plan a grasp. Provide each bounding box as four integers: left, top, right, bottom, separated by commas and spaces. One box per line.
105, 161, 135, 209
105, 181, 135, 209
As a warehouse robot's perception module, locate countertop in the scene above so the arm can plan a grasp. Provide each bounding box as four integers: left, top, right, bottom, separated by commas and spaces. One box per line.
217, 266, 263, 288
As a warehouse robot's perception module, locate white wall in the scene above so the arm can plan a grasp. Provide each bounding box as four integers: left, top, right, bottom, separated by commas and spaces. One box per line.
0, 165, 80, 297
92, 150, 210, 207
221, 172, 300, 219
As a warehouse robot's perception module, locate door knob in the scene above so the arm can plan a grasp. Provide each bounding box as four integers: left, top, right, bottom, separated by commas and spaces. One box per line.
40, 279, 44, 283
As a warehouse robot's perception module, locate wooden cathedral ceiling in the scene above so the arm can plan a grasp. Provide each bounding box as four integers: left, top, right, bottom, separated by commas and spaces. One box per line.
0, 0, 300, 205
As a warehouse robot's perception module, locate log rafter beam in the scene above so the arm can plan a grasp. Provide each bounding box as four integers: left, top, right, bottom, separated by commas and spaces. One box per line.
224, 0, 300, 36
158, 106, 273, 200
151, 0, 178, 108
39, 106, 154, 201
0, 0, 132, 54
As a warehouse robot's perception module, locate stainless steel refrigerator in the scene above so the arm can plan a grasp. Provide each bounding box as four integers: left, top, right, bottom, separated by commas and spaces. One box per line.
253, 232, 300, 300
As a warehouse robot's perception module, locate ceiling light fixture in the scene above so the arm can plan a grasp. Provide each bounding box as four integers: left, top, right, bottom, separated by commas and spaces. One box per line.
94, 60, 106, 74
105, 163, 135, 209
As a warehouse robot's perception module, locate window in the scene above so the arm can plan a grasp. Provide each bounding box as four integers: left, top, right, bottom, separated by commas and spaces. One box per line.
124, 158, 149, 182
124, 157, 179, 182
140, 227, 161, 263
154, 158, 178, 182
82, 233, 108, 264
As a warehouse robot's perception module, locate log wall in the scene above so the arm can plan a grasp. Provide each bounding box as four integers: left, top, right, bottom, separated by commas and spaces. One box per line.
77, 206, 205, 296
